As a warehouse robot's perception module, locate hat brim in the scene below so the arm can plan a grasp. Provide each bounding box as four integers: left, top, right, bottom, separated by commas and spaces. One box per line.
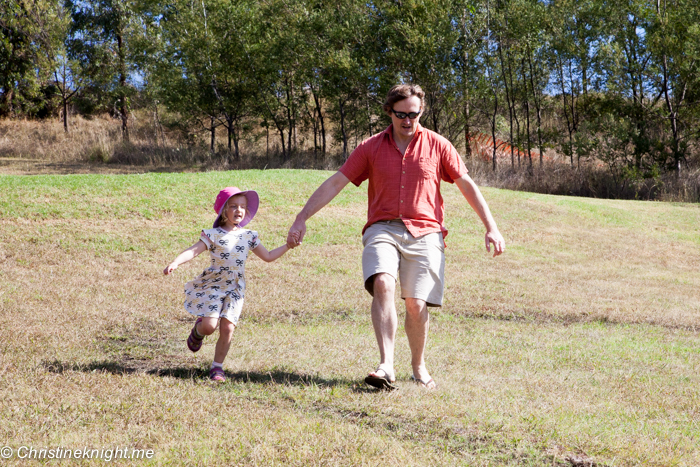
213, 190, 260, 228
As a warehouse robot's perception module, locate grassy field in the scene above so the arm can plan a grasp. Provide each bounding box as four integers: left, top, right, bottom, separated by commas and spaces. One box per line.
1, 169, 699, 466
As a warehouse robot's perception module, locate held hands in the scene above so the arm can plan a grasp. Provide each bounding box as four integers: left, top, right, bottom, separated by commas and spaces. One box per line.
485, 230, 506, 257
287, 231, 300, 249
286, 219, 306, 248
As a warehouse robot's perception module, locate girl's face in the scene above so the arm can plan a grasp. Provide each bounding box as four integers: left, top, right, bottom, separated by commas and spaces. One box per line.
223, 194, 247, 227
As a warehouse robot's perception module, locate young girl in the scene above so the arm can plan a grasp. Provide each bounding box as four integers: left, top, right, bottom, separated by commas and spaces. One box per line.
164, 187, 295, 382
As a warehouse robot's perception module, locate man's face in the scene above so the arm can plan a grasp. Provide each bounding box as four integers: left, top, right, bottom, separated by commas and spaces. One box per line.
390, 95, 422, 141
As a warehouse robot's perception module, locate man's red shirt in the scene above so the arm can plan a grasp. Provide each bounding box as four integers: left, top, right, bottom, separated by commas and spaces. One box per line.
339, 124, 468, 239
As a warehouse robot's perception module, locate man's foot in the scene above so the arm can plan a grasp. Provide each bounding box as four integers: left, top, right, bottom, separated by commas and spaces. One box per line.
209, 367, 226, 382
187, 318, 204, 353
365, 367, 397, 391
410, 374, 437, 390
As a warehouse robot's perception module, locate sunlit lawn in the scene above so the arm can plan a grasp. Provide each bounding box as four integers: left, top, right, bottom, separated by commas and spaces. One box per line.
1, 169, 699, 466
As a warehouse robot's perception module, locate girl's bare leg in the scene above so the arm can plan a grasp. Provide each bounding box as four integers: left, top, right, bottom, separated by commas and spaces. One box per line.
213, 318, 236, 364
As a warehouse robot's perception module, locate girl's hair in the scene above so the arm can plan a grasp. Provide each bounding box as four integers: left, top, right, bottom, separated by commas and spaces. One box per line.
218, 194, 246, 227
382, 84, 425, 117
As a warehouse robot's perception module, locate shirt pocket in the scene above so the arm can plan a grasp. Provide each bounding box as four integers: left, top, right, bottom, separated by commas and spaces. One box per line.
418, 154, 438, 179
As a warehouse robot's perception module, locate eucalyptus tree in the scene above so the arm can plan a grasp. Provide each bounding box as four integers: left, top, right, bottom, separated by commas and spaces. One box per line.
0, 0, 56, 117
547, 0, 603, 167
212, 0, 304, 161
483, 0, 505, 170
150, 0, 257, 155
452, 0, 487, 156
647, 0, 700, 172
45, 2, 84, 132
66, 0, 142, 141
149, 0, 217, 152
494, 0, 521, 168
283, 0, 333, 159
207, 1, 258, 158
371, 0, 462, 137
520, 0, 549, 166
325, 0, 387, 158
497, 0, 549, 167
600, 0, 661, 173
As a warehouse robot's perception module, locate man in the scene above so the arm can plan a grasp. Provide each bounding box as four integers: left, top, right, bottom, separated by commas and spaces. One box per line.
287, 84, 505, 390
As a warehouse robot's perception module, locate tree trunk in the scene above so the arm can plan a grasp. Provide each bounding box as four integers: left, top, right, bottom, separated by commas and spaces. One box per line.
461, 9, 472, 159
210, 115, 216, 154
557, 55, 574, 166
497, 42, 515, 169
117, 31, 129, 142
491, 91, 498, 171
339, 98, 348, 160
317, 94, 326, 156
286, 81, 293, 157
430, 92, 440, 134
526, 51, 544, 167
277, 123, 287, 161
521, 58, 532, 167
227, 118, 233, 152
367, 99, 374, 137
63, 97, 69, 133
233, 126, 239, 160
464, 100, 472, 158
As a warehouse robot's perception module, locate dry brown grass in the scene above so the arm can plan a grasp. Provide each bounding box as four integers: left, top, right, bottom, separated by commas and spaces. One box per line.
466, 157, 700, 203
0, 115, 345, 176
1, 170, 699, 465
0, 115, 118, 162
4, 116, 699, 204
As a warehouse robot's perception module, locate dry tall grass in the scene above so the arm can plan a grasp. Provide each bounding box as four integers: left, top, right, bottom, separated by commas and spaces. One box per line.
466, 157, 700, 203
2, 115, 699, 203
0, 113, 343, 172
0, 115, 118, 162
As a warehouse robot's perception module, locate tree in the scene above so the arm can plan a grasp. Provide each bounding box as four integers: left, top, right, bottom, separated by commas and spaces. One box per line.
66, 0, 139, 141
648, 0, 700, 172
0, 0, 57, 118
43, 2, 83, 132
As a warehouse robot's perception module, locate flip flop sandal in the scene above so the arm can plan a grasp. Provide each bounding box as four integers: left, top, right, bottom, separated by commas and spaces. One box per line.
209, 367, 226, 382
365, 368, 398, 391
187, 318, 204, 353
410, 374, 437, 389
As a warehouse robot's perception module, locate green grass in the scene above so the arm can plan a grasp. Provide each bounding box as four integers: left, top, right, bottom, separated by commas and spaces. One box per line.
1, 169, 699, 466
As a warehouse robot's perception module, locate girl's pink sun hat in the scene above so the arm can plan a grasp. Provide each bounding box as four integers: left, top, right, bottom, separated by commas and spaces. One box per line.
213, 187, 259, 228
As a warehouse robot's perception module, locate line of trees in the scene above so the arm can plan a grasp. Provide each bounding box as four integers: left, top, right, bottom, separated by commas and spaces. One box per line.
2, 0, 699, 177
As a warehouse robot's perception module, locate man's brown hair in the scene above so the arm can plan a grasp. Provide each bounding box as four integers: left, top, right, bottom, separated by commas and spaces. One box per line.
382, 84, 425, 117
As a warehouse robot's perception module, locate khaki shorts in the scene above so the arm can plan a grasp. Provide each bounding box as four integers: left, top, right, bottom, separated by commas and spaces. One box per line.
361, 220, 445, 307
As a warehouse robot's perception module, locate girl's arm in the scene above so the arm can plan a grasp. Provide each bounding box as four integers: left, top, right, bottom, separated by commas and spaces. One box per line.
163, 240, 208, 274
251, 243, 292, 263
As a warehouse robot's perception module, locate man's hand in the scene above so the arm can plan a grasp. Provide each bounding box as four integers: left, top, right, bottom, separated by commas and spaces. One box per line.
485, 230, 505, 257
287, 219, 306, 247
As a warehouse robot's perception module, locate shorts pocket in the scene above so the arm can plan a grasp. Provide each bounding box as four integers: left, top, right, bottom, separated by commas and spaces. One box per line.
426, 232, 444, 252
362, 223, 378, 246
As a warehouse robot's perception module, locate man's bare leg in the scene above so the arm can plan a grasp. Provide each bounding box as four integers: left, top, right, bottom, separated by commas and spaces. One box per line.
368, 273, 398, 382
405, 298, 435, 387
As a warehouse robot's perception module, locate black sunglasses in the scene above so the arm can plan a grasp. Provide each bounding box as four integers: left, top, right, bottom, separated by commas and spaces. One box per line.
391, 109, 421, 119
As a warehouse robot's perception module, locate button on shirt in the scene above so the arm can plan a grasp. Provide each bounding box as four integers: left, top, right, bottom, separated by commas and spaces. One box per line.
339, 124, 468, 240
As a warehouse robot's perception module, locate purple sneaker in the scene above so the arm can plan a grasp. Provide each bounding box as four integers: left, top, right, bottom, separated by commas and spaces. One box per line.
209, 367, 225, 382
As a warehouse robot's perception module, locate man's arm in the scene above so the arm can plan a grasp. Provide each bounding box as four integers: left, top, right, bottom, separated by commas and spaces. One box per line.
287, 171, 351, 246
454, 173, 505, 257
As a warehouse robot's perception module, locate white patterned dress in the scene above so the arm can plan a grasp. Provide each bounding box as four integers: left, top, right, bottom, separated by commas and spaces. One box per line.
183, 227, 260, 325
